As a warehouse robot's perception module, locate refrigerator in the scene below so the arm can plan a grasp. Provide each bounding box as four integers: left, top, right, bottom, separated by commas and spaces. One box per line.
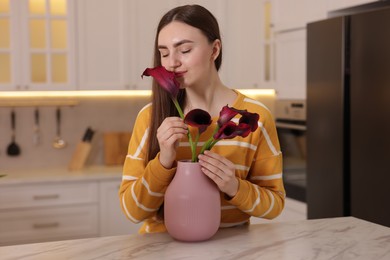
306, 2, 390, 227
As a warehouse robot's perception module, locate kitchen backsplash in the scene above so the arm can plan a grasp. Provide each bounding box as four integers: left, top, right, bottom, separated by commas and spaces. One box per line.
0, 94, 275, 171
0, 98, 149, 170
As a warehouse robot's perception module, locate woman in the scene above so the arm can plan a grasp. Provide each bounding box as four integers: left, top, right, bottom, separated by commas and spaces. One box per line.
119, 4, 285, 233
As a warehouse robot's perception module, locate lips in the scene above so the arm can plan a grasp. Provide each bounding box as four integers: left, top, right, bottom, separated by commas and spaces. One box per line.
174, 71, 186, 78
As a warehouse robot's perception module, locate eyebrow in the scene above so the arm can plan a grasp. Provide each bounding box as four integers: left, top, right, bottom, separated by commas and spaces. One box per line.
158, 39, 194, 49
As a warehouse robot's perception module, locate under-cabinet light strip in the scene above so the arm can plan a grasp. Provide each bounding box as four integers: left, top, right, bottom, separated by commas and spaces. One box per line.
0, 89, 275, 99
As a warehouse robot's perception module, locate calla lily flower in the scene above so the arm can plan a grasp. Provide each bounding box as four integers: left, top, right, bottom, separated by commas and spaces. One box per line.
217, 105, 247, 127
184, 109, 212, 161
184, 109, 212, 135
142, 66, 184, 118
239, 112, 260, 132
214, 121, 240, 140
142, 66, 180, 99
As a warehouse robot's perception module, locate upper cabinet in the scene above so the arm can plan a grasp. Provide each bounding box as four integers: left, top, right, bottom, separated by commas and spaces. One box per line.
77, 0, 176, 90
0, 0, 76, 91
273, 0, 328, 32
77, 0, 269, 90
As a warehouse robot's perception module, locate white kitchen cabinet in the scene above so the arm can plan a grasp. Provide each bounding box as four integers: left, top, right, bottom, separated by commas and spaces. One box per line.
274, 29, 306, 100
0, 181, 99, 246
0, 205, 99, 245
125, 0, 177, 90
0, 0, 76, 91
223, 0, 263, 89
77, 0, 177, 90
327, 0, 378, 12
273, 0, 328, 32
77, 0, 127, 90
99, 180, 141, 236
76, 0, 269, 90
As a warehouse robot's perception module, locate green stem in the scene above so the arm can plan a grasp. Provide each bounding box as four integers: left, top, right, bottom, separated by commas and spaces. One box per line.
172, 98, 184, 119
171, 97, 196, 161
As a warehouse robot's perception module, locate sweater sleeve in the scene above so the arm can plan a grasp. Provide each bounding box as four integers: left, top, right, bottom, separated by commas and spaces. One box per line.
227, 108, 285, 219
118, 105, 176, 223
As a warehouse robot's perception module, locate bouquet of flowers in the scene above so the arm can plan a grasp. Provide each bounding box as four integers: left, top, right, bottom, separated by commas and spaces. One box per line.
142, 66, 259, 162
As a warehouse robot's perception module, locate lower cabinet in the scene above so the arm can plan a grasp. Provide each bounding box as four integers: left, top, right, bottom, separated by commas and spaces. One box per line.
0, 178, 140, 246
99, 180, 142, 236
0, 205, 99, 245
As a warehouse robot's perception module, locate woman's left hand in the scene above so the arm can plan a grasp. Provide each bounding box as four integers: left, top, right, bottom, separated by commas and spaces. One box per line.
198, 151, 238, 198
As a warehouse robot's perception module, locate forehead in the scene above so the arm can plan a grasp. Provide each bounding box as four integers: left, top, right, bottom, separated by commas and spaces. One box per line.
158, 21, 207, 46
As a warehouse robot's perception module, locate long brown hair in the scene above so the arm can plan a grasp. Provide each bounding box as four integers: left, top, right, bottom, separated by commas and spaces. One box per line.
147, 5, 223, 163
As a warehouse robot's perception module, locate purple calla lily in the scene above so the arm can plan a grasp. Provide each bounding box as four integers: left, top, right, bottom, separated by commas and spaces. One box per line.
142, 66, 180, 98
239, 111, 260, 132
214, 121, 239, 140
184, 109, 212, 135
217, 105, 248, 127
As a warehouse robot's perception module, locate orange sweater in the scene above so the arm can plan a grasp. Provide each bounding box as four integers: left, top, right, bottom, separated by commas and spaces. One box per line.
119, 91, 285, 233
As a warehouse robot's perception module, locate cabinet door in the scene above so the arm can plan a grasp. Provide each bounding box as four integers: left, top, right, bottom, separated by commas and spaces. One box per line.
224, 0, 263, 89
77, 0, 127, 90
0, 0, 76, 91
99, 180, 141, 236
0, 204, 99, 246
328, 0, 377, 12
275, 29, 306, 99
0, 0, 18, 90
125, 0, 177, 90
21, 0, 76, 90
274, 0, 328, 31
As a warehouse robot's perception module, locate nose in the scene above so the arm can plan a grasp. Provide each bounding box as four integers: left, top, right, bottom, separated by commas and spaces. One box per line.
166, 53, 181, 70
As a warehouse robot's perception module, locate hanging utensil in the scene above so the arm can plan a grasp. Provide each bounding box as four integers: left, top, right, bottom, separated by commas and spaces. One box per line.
52, 107, 67, 149
7, 109, 21, 156
33, 108, 41, 146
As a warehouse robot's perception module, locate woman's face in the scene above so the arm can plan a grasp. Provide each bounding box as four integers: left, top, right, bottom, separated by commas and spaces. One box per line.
157, 21, 219, 88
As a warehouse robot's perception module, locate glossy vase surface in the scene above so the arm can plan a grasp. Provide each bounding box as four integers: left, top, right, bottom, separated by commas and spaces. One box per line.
164, 161, 221, 242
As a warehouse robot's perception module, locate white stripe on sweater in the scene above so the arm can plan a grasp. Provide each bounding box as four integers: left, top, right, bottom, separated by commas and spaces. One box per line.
243, 184, 261, 213
130, 127, 149, 160
259, 122, 279, 156
141, 177, 164, 197
243, 97, 271, 112
122, 175, 138, 181
121, 190, 141, 223
131, 182, 159, 212
250, 173, 282, 181
260, 189, 275, 218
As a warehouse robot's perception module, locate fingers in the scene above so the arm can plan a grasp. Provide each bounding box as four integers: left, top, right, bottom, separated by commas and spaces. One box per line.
157, 117, 188, 146
157, 117, 188, 168
198, 151, 238, 197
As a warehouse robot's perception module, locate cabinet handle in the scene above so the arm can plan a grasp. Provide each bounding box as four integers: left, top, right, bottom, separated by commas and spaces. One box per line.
33, 194, 60, 200
33, 222, 60, 229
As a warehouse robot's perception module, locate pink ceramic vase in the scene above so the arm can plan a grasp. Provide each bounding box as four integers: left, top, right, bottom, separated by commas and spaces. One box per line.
164, 161, 221, 242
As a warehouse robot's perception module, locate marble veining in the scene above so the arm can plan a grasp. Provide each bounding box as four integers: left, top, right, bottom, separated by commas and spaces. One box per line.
0, 217, 389, 260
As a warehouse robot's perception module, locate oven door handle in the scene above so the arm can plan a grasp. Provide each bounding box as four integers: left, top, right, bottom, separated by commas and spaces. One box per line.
276, 122, 307, 131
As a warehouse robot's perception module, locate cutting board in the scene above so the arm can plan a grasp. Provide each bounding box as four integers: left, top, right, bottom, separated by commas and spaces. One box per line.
103, 132, 132, 165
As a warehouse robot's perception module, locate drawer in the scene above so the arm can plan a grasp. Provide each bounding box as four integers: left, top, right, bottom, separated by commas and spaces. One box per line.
0, 182, 98, 210
0, 204, 99, 246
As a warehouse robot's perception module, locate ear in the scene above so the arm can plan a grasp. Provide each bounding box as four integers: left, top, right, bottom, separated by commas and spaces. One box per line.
211, 39, 221, 61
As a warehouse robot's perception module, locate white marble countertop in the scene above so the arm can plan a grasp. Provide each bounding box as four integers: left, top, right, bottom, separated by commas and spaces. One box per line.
0, 217, 389, 260
0, 165, 123, 186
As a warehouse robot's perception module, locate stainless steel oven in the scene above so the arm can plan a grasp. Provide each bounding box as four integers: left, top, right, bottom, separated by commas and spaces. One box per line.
275, 100, 306, 202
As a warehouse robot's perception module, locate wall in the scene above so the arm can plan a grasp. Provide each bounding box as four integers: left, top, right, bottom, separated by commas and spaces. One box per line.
0, 98, 149, 170
0, 94, 275, 171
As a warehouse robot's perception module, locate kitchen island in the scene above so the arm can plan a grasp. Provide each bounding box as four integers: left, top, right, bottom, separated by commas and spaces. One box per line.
0, 217, 389, 259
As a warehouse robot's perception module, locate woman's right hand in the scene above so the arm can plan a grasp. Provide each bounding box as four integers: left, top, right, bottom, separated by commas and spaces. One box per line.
157, 117, 188, 169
